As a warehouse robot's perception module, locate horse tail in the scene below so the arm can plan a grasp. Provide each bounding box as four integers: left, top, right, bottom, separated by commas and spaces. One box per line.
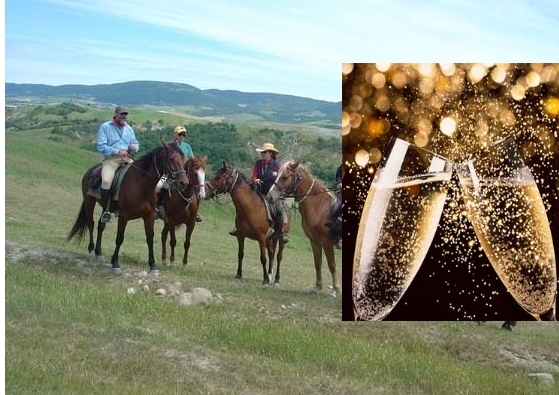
67, 201, 88, 243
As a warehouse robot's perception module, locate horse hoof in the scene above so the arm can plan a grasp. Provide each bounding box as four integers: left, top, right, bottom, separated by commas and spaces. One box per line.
96, 255, 104, 262
113, 267, 123, 276
273, 282, 281, 288
150, 269, 159, 276
262, 283, 270, 289
308, 289, 319, 296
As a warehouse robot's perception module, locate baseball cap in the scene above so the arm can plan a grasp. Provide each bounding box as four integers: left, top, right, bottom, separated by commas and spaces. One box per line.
115, 105, 129, 115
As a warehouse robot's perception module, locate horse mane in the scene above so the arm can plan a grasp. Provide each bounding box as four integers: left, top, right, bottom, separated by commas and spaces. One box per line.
281, 159, 327, 189
135, 144, 184, 173
134, 147, 159, 173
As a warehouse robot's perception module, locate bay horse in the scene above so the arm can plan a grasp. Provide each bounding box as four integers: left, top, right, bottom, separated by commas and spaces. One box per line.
205, 162, 290, 287
161, 155, 208, 266
267, 160, 339, 296
67, 141, 188, 274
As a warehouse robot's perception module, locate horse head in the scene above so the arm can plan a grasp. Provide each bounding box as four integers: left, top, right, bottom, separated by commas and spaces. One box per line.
268, 159, 301, 202
158, 140, 188, 190
205, 161, 239, 199
186, 155, 208, 199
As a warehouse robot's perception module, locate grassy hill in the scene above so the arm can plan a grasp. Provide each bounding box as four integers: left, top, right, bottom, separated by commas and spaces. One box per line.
5, 119, 559, 394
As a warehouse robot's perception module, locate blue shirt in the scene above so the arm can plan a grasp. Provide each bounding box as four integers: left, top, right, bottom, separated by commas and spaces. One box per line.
97, 119, 139, 157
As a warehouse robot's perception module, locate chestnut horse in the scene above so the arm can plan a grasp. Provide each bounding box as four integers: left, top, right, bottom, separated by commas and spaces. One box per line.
268, 160, 339, 296
205, 162, 290, 287
161, 155, 207, 266
68, 142, 188, 274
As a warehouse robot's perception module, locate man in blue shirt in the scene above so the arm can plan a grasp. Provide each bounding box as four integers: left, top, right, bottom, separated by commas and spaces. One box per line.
96, 105, 139, 223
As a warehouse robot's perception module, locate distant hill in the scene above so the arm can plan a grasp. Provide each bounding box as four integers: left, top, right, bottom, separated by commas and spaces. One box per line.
5, 81, 340, 125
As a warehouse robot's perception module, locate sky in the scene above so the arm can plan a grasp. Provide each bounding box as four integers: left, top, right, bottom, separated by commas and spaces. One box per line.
5, 0, 559, 103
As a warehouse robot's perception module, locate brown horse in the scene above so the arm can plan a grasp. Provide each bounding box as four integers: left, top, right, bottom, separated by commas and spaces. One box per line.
68, 142, 188, 274
268, 160, 339, 296
205, 162, 290, 287
161, 155, 207, 266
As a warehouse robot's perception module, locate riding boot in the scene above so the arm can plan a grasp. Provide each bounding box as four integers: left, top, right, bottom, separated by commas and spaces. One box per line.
229, 228, 237, 236
155, 189, 168, 220
276, 202, 290, 243
99, 189, 112, 223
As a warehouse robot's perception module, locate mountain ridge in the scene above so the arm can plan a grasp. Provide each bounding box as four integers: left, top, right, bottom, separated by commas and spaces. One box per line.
5, 80, 340, 124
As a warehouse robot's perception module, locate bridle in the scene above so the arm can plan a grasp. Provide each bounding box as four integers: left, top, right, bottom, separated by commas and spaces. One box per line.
154, 146, 187, 188
273, 164, 315, 203
207, 166, 241, 198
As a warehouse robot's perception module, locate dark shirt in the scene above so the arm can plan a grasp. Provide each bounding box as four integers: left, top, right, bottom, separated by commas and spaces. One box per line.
252, 159, 279, 195
335, 165, 342, 186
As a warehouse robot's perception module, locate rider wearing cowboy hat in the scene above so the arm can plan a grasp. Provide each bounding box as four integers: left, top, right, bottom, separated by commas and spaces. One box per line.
229, 142, 290, 243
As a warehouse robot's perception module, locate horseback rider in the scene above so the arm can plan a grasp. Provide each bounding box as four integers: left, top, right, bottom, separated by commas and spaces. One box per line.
229, 142, 290, 243
327, 164, 342, 249
96, 105, 139, 223
155, 125, 202, 222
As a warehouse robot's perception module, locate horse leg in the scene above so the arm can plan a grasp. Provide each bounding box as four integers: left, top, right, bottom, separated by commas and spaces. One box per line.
110, 218, 128, 275
85, 196, 96, 258
324, 244, 339, 296
143, 216, 157, 273
310, 241, 324, 294
266, 238, 277, 280
183, 221, 195, 266
161, 223, 169, 265
275, 239, 285, 285
259, 238, 270, 287
236, 236, 245, 280
94, 219, 107, 260
169, 225, 177, 264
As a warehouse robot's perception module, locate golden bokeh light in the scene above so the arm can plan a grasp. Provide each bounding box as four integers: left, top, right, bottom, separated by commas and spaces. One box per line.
440, 117, 457, 137
490, 66, 507, 84
543, 96, 559, 117
367, 118, 385, 138
355, 149, 369, 167
375, 63, 391, 72
342, 63, 354, 75
468, 63, 488, 84
369, 147, 382, 164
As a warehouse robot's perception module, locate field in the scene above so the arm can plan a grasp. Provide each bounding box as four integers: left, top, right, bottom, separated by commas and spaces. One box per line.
5, 124, 559, 394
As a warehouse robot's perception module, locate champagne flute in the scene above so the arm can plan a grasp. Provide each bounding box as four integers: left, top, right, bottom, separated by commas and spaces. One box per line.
456, 137, 557, 321
352, 138, 453, 320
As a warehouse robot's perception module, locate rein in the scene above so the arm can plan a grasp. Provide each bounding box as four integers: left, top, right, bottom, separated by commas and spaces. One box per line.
274, 167, 333, 203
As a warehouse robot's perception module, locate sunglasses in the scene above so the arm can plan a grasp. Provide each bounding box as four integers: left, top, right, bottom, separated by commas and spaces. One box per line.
178, 133, 186, 137
119, 112, 128, 115
261, 151, 271, 154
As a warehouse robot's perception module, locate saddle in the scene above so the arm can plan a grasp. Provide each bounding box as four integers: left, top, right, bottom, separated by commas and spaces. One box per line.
86, 163, 132, 200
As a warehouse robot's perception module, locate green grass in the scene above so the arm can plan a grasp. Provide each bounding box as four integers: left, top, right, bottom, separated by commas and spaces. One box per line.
5, 124, 559, 394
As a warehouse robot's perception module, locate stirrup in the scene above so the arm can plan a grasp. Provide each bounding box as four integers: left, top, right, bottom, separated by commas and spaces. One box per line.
100, 212, 112, 223
280, 233, 290, 243
266, 228, 275, 238
156, 206, 165, 220
229, 229, 237, 236
196, 213, 203, 222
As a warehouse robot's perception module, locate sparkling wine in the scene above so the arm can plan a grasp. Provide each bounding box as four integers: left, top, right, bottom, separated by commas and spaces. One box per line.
460, 177, 557, 319
353, 173, 450, 320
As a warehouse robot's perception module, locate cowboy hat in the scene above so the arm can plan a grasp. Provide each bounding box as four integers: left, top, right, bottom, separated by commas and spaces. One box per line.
255, 142, 279, 153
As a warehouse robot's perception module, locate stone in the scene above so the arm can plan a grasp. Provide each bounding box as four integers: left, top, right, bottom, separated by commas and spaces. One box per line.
527, 373, 554, 386
192, 287, 212, 306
